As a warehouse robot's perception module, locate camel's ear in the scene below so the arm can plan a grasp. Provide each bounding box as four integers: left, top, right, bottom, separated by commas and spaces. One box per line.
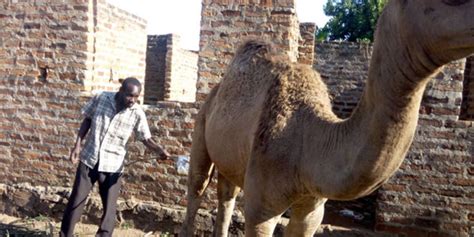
118, 78, 124, 84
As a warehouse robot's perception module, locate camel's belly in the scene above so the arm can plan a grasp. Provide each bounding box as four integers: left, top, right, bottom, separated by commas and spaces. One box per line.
204, 107, 260, 187
204, 79, 268, 186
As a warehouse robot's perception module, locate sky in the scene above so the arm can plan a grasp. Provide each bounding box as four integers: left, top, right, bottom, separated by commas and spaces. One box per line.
106, 0, 330, 51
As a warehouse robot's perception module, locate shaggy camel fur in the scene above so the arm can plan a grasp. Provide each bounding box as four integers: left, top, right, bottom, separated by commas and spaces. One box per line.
180, 0, 474, 236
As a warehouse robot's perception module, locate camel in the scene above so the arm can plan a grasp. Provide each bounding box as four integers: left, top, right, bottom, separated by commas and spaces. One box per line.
180, 0, 474, 236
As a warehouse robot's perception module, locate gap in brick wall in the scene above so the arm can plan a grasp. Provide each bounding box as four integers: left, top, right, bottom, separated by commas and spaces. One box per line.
460, 56, 474, 120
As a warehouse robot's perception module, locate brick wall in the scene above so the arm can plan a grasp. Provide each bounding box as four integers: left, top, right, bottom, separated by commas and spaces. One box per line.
0, 0, 90, 187
167, 35, 198, 102
144, 35, 168, 103
196, 0, 300, 101
124, 103, 203, 204
145, 34, 198, 103
297, 23, 316, 65
314, 41, 373, 118
84, 0, 147, 93
0, 0, 148, 218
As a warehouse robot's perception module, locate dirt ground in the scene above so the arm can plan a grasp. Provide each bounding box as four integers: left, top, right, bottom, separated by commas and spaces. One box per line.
0, 214, 393, 237
0, 213, 149, 237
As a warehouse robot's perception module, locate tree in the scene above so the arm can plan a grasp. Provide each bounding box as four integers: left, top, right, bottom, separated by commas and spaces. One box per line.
316, 0, 388, 42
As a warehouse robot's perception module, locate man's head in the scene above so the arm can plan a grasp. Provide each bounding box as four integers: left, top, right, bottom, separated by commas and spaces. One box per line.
117, 77, 142, 109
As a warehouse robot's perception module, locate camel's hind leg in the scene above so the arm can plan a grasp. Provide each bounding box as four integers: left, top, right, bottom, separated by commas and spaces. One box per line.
284, 197, 327, 236
180, 113, 215, 236
214, 173, 241, 237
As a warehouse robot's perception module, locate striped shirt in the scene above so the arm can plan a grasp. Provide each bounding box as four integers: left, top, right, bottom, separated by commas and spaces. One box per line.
80, 91, 151, 173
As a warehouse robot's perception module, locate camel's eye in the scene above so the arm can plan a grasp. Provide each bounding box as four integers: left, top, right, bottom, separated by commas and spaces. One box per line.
442, 0, 469, 6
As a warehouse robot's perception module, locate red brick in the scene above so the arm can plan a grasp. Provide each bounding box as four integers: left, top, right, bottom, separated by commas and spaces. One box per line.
452, 178, 474, 186
375, 224, 404, 234
400, 226, 431, 237
468, 167, 474, 175
181, 122, 195, 129
157, 120, 176, 128
382, 183, 406, 192
441, 222, 469, 233
24, 22, 41, 29
414, 217, 440, 230
387, 216, 414, 225
438, 189, 464, 198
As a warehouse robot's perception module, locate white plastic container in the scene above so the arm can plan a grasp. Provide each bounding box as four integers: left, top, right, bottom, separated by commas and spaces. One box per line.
176, 155, 190, 175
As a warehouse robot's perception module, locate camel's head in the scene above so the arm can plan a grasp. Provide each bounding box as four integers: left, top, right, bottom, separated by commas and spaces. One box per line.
382, 0, 474, 67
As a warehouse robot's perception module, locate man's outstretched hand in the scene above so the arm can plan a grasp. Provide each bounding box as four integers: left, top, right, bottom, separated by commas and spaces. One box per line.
157, 147, 171, 160
143, 138, 171, 161
69, 146, 81, 164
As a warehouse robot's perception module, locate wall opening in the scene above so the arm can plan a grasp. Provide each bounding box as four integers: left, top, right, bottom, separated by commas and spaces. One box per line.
460, 56, 474, 120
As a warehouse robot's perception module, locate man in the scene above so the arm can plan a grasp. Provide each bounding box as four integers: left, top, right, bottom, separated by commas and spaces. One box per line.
60, 77, 170, 237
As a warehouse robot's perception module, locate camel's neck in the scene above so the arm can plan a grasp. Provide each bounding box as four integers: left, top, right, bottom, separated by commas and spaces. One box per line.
312, 25, 441, 200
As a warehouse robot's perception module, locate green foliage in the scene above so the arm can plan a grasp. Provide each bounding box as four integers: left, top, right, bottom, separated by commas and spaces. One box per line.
31, 215, 50, 222
120, 221, 134, 230
316, 0, 388, 42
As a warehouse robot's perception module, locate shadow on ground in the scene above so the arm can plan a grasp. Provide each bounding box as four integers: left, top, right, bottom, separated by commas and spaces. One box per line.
0, 223, 49, 237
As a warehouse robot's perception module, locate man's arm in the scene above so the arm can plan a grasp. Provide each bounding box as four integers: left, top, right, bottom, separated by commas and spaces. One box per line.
70, 117, 92, 164
142, 138, 171, 160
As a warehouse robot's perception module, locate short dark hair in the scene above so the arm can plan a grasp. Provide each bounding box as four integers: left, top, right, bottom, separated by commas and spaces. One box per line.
121, 77, 141, 89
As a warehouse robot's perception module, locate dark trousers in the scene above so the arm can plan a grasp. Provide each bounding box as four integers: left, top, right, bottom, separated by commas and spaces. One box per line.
60, 162, 122, 237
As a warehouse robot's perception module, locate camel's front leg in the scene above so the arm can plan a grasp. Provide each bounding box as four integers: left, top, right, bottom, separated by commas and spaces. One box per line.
214, 173, 241, 237
284, 197, 327, 236
243, 162, 287, 236
244, 198, 282, 237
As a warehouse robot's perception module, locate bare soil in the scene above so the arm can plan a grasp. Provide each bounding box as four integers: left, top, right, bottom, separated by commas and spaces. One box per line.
0, 213, 393, 237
